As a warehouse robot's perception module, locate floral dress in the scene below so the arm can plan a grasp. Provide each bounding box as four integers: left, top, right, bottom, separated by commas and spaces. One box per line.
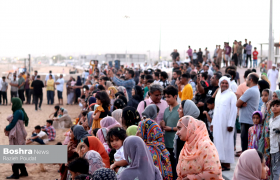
248, 126, 263, 149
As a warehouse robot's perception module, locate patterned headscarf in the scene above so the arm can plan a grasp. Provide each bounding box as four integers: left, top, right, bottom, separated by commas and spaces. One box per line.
177, 116, 223, 179
252, 111, 263, 150
92, 168, 117, 180
138, 119, 173, 179
84, 150, 105, 175
113, 99, 126, 110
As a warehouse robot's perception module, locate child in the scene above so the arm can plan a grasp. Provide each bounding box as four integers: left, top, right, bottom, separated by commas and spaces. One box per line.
203, 98, 215, 133
1, 76, 8, 105
49, 105, 60, 119
107, 127, 128, 174
92, 91, 111, 129
270, 99, 280, 179
42, 120, 56, 141
248, 111, 263, 149
26, 125, 49, 145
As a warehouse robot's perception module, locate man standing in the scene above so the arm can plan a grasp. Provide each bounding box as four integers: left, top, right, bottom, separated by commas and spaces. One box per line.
236, 73, 260, 152
31, 75, 45, 111
197, 48, 203, 63
18, 73, 25, 103
177, 73, 193, 101
170, 49, 180, 61
252, 47, 259, 68
109, 69, 135, 100
243, 39, 248, 67
225, 43, 232, 68
161, 85, 180, 178
236, 69, 251, 99
55, 74, 64, 105
205, 47, 210, 60
212, 76, 237, 170
214, 45, 218, 59
245, 41, 252, 68
160, 71, 170, 89
192, 49, 198, 65
9, 74, 19, 104
187, 46, 192, 61
268, 64, 279, 91
34, 70, 38, 80
237, 41, 243, 67
44, 70, 55, 86
228, 70, 238, 94
29, 75, 35, 104
232, 41, 238, 67
25, 73, 31, 104
216, 45, 222, 68
137, 83, 168, 125
171, 70, 181, 88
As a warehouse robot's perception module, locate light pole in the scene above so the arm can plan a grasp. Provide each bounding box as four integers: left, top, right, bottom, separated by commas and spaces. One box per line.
268, 0, 274, 69
124, 15, 130, 66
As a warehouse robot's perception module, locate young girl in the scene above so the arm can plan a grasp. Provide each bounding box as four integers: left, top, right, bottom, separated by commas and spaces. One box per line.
258, 88, 273, 178
91, 91, 111, 129
248, 111, 263, 149
49, 105, 60, 119
107, 127, 128, 175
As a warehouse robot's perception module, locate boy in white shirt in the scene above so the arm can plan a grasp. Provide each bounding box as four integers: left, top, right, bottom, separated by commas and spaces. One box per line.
270, 99, 280, 179
26, 125, 48, 145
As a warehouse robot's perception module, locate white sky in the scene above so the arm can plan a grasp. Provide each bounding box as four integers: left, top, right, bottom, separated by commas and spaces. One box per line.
0, 0, 279, 59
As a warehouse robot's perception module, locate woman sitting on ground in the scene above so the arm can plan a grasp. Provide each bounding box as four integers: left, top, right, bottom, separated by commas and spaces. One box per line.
52, 108, 73, 129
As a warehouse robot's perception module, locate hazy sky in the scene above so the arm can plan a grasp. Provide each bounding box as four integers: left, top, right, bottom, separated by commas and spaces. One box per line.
0, 0, 279, 59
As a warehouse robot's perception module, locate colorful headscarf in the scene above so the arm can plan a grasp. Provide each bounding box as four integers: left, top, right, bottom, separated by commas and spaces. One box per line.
96, 128, 111, 154
92, 168, 117, 180
252, 111, 263, 150
114, 99, 126, 110
119, 136, 162, 180
177, 116, 223, 179
84, 150, 105, 175
100, 116, 121, 130
138, 119, 173, 179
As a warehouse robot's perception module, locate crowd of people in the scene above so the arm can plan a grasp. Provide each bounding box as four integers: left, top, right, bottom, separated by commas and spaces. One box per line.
3, 43, 280, 180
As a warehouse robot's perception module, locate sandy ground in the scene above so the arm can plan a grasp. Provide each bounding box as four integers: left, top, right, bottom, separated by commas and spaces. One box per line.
0, 65, 81, 180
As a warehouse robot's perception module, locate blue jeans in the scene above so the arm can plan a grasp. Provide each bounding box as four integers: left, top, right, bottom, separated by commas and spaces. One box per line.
253, 60, 257, 68
243, 54, 247, 66
47, 91, 54, 105
31, 133, 45, 144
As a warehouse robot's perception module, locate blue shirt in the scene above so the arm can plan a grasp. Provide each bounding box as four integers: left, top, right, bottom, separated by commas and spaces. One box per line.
112, 76, 135, 100
239, 85, 260, 125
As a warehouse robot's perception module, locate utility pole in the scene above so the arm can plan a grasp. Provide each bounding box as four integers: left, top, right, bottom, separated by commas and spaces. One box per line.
268, 0, 274, 69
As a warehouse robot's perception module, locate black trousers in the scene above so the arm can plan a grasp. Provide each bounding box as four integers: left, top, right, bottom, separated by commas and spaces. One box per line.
12, 164, 27, 177
34, 94, 43, 110
25, 89, 30, 103
1, 91, 7, 105
167, 148, 177, 179
246, 54, 252, 67
241, 123, 253, 151
29, 89, 34, 103
232, 53, 238, 66
11, 91, 18, 102
18, 89, 25, 103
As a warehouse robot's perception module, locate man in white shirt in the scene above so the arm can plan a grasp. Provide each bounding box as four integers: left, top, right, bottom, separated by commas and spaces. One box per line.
228, 70, 238, 94
55, 74, 64, 105
26, 125, 49, 145
45, 70, 55, 86
268, 64, 279, 91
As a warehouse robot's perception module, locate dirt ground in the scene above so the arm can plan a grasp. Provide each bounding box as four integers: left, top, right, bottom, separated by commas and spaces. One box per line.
0, 64, 81, 180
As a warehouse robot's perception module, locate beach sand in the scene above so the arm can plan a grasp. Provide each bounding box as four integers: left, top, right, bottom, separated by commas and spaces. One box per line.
0, 65, 82, 180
